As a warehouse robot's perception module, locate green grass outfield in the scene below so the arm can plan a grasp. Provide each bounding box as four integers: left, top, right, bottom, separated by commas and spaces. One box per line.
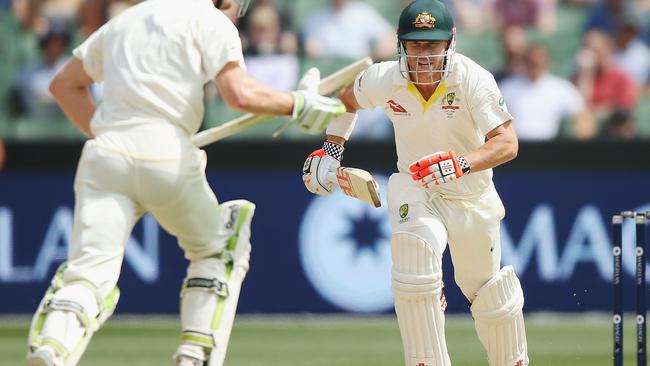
0, 313, 637, 365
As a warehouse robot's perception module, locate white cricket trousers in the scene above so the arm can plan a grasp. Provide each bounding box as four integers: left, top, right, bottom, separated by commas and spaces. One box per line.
64, 130, 227, 298
387, 172, 505, 301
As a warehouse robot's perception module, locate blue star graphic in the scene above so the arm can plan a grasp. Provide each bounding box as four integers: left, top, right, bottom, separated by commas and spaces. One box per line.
341, 209, 385, 257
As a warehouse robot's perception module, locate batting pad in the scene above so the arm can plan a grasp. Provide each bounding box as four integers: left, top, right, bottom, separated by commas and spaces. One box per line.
27, 263, 119, 366
391, 232, 451, 366
176, 200, 255, 366
470, 266, 528, 366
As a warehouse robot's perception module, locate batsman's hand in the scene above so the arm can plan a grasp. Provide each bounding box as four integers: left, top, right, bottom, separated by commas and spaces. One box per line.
409, 150, 471, 188
302, 141, 344, 195
291, 68, 346, 134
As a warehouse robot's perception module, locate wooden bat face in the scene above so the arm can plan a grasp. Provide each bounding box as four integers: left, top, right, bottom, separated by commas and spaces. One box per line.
335, 167, 381, 208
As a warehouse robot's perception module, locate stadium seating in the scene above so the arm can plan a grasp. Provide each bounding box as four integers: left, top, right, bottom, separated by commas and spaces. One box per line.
0, 2, 648, 141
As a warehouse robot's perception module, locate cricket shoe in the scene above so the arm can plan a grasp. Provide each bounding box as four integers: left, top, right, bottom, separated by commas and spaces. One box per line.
25, 346, 63, 366
176, 355, 205, 366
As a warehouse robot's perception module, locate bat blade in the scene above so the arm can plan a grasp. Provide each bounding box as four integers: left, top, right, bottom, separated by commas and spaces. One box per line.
335, 167, 381, 208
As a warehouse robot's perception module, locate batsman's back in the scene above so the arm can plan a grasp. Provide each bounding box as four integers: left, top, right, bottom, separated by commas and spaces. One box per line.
77, 0, 244, 138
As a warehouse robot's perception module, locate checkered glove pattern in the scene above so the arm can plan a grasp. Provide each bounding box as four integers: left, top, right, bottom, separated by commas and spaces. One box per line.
323, 141, 344, 161
409, 150, 470, 188
457, 155, 471, 174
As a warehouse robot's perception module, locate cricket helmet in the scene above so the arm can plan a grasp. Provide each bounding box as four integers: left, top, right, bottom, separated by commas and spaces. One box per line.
397, 0, 457, 85
215, 0, 251, 18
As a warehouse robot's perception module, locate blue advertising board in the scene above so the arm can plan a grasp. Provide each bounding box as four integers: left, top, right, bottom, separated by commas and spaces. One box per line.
0, 171, 648, 314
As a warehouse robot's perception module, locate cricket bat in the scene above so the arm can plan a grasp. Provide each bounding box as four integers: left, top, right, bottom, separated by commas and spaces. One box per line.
192, 57, 373, 147
335, 167, 381, 208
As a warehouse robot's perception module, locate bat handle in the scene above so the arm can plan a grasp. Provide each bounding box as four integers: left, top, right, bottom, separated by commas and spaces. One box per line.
271, 120, 293, 138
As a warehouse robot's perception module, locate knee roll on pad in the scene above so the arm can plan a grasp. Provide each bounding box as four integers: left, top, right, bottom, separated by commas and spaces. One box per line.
176, 200, 255, 366
471, 266, 529, 366
219, 200, 255, 271
391, 232, 450, 366
27, 262, 120, 366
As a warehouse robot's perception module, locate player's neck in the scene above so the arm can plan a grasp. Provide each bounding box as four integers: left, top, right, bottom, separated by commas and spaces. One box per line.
415, 82, 441, 101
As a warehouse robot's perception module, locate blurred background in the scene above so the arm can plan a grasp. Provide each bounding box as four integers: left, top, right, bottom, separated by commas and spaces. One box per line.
0, 0, 649, 365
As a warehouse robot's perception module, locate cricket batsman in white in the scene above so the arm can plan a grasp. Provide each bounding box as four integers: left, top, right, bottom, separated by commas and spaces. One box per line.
25, 0, 345, 365
302, 0, 528, 365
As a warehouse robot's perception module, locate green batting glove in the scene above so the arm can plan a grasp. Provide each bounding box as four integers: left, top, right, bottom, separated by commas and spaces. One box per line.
291, 91, 346, 135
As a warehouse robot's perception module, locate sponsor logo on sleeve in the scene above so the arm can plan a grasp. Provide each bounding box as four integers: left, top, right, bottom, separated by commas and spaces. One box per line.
498, 96, 509, 112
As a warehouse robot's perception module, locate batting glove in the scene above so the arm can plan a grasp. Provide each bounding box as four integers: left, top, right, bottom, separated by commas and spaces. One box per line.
291, 67, 346, 135
302, 141, 344, 195
409, 150, 471, 188
291, 91, 346, 134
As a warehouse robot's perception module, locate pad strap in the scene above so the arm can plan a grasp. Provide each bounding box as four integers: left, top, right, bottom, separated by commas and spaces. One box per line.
45, 299, 95, 330
181, 330, 216, 348
183, 277, 229, 298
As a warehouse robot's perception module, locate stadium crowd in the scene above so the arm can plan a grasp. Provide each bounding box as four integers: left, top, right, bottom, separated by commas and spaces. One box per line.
0, 0, 649, 141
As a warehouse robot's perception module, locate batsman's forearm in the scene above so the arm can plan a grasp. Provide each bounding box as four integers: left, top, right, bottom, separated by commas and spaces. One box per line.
53, 86, 96, 138
236, 84, 294, 116
466, 134, 518, 173
326, 134, 347, 146
223, 70, 294, 116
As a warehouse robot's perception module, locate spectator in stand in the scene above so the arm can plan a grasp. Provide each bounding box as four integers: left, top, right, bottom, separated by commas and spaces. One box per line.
303, 0, 396, 61
9, 0, 48, 70
449, 0, 489, 33
613, 16, 650, 86
77, 0, 106, 38
241, 4, 298, 91
10, 22, 70, 119
303, 0, 395, 140
600, 108, 637, 139
500, 44, 595, 140
573, 30, 639, 120
488, 0, 556, 35
585, 0, 647, 36
40, 0, 83, 24
238, 0, 296, 55
494, 25, 529, 83
77, 0, 137, 38
12, 0, 48, 34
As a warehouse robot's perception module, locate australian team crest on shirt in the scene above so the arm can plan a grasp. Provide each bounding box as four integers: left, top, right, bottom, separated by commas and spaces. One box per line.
398, 203, 409, 224
441, 92, 461, 118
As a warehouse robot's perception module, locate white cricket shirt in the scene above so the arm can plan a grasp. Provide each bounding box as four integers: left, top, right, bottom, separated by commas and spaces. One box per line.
73, 0, 245, 137
354, 54, 513, 197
